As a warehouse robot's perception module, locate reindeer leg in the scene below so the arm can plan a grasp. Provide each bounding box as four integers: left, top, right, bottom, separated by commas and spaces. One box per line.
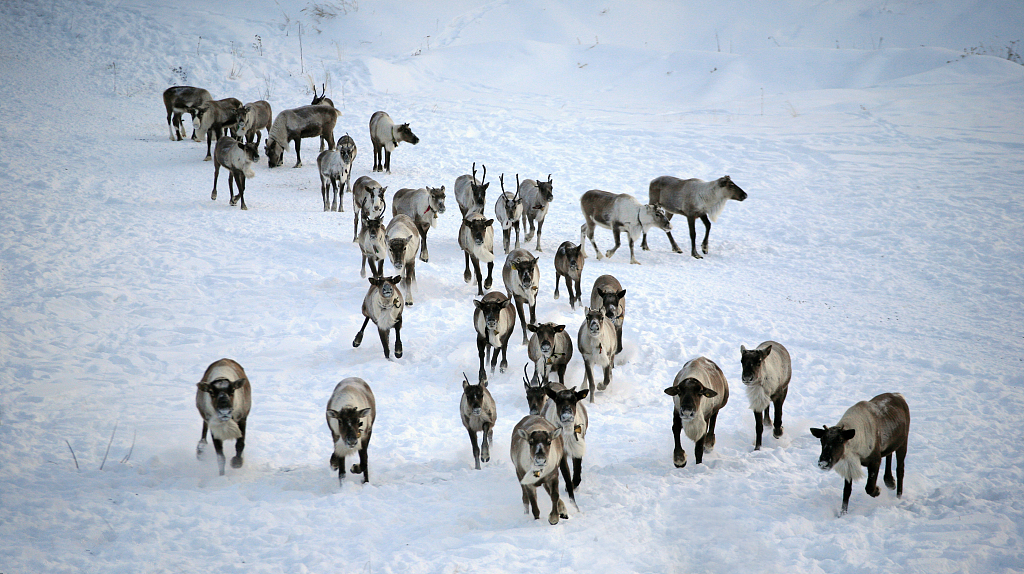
463, 252, 473, 284
514, 222, 521, 250
378, 326, 391, 360
753, 409, 764, 451
895, 445, 907, 498
393, 316, 404, 358
477, 336, 488, 384
237, 174, 247, 211
197, 421, 209, 458
606, 224, 621, 259
231, 418, 246, 468
499, 341, 509, 373
841, 480, 853, 515
353, 316, 371, 347
472, 258, 484, 296
481, 422, 492, 463
228, 171, 237, 206
419, 227, 429, 262
211, 163, 220, 201
672, 410, 686, 468
356, 445, 370, 483
583, 360, 596, 403
865, 462, 881, 498
572, 277, 581, 310
293, 138, 303, 168
883, 454, 896, 490
515, 299, 529, 345
700, 214, 712, 255
773, 394, 785, 438
384, 150, 391, 174
687, 215, 702, 259
468, 428, 481, 470
213, 437, 226, 475
553, 273, 562, 300
628, 232, 640, 265
484, 262, 494, 290
544, 477, 562, 525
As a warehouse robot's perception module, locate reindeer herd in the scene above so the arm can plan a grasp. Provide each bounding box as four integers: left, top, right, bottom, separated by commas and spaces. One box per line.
170, 83, 910, 521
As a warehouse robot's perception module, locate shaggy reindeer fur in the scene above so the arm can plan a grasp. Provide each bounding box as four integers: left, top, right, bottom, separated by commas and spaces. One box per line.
385, 214, 421, 306
369, 111, 419, 173
392, 186, 446, 262
352, 275, 405, 359
235, 100, 273, 148
553, 241, 585, 310
459, 213, 496, 296
577, 307, 617, 403
454, 162, 489, 219
351, 176, 387, 242
460, 374, 497, 470
518, 175, 554, 251
163, 85, 212, 141
265, 104, 339, 168
211, 136, 257, 211
580, 189, 671, 264
502, 248, 540, 344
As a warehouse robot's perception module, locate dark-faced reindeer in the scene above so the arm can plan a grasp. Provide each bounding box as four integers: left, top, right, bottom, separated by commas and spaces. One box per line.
352, 275, 405, 359
385, 214, 421, 306
459, 213, 496, 297
527, 322, 573, 387
325, 377, 376, 484
519, 175, 553, 252
811, 393, 910, 515
317, 134, 357, 212
460, 373, 497, 470
473, 291, 517, 384
577, 307, 617, 403
211, 136, 258, 211
357, 208, 387, 279
502, 249, 540, 345
523, 364, 551, 416
553, 241, 585, 310
454, 162, 489, 218
235, 100, 273, 148
351, 176, 387, 242
392, 186, 446, 262
590, 274, 626, 355
265, 105, 339, 168
740, 341, 792, 450
643, 175, 747, 259
310, 84, 337, 152
495, 174, 524, 254
163, 85, 212, 141
195, 358, 252, 476
369, 111, 419, 173
542, 382, 589, 489
664, 356, 730, 468
194, 98, 243, 161
511, 414, 577, 525
580, 189, 671, 264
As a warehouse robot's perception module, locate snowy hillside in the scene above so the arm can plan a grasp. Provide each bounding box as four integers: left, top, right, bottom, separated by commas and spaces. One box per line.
1, 0, 1022, 572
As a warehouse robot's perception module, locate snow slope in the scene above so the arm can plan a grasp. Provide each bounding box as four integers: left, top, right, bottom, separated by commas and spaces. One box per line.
1, 0, 1022, 572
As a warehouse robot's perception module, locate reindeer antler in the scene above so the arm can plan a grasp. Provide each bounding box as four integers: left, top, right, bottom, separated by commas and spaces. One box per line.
463, 372, 472, 386
499, 173, 506, 194
514, 174, 521, 200
480, 164, 487, 184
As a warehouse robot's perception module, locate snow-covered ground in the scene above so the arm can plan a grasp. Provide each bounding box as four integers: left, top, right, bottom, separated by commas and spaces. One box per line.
1, 0, 1022, 572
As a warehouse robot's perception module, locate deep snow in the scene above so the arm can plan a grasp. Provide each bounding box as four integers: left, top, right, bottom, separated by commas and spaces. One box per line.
1, 0, 1022, 572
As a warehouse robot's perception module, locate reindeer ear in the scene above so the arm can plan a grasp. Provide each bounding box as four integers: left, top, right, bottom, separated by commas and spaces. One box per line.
463, 379, 470, 390
197, 382, 211, 393
326, 409, 340, 419
554, 324, 565, 333
390, 275, 402, 284
763, 345, 773, 357
368, 277, 382, 286
473, 299, 484, 310
810, 427, 826, 438
700, 388, 718, 398
527, 324, 538, 333
484, 219, 494, 226
740, 344, 748, 354
358, 407, 372, 418
841, 429, 856, 441
516, 428, 529, 440
231, 378, 246, 390
576, 388, 590, 401
617, 289, 626, 299
551, 427, 563, 439
664, 386, 680, 396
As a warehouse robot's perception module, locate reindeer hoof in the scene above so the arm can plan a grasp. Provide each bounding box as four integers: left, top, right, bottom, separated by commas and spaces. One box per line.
692, 252, 703, 259
867, 486, 880, 497
463, 271, 472, 283
548, 514, 560, 525
773, 427, 784, 439
484, 278, 493, 290
395, 345, 403, 359
673, 448, 687, 468
350, 463, 362, 474
211, 192, 217, 201
630, 259, 641, 265
231, 455, 243, 469
353, 334, 363, 347
884, 476, 896, 490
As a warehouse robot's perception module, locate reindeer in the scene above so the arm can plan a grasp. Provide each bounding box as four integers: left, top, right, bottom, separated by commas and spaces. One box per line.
542, 382, 589, 489
495, 174, 524, 254
502, 249, 540, 345
163, 85, 212, 141
473, 291, 517, 384
325, 377, 376, 484
577, 307, 617, 403
310, 84, 337, 152
454, 162, 489, 218
352, 275, 405, 360
590, 274, 626, 355
351, 176, 387, 242
194, 98, 243, 161
740, 341, 792, 450
211, 136, 258, 211
385, 214, 421, 306
664, 356, 730, 468
553, 241, 585, 310
357, 208, 387, 279
579, 189, 671, 264
195, 358, 252, 476
643, 175, 747, 259
317, 134, 356, 212
519, 175, 554, 251
523, 364, 551, 416
511, 415, 577, 525
527, 323, 573, 387
235, 100, 273, 148
460, 373, 497, 470
459, 213, 496, 297
265, 105, 339, 168
392, 186, 446, 262
369, 111, 419, 173
811, 393, 910, 515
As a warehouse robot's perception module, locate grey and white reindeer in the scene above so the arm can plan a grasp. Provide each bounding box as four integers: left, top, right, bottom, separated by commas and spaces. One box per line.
740, 341, 792, 450
265, 104, 339, 168
590, 274, 626, 355
454, 162, 489, 218
577, 307, 617, 402
473, 291, 517, 384
211, 136, 258, 211
163, 85, 212, 141
579, 189, 671, 264
518, 174, 554, 252
553, 241, 585, 310
541, 381, 589, 489
527, 322, 573, 387
460, 372, 497, 470
195, 358, 252, 476
357, 206, 387, 279
459, 212, 496, 297
369, 111, 419, 173
317, 134, 356, 212
234, 100, 273, 148
325, 377, 376, 484
510, 414, 577, 525
352, 275, 405, 360
502, 248, 540, 345
643, 175, 747, 259
385, 214, 421, 306
495, 174, 524, 254
392, 185, 446, 262
351, 176, 387, 242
